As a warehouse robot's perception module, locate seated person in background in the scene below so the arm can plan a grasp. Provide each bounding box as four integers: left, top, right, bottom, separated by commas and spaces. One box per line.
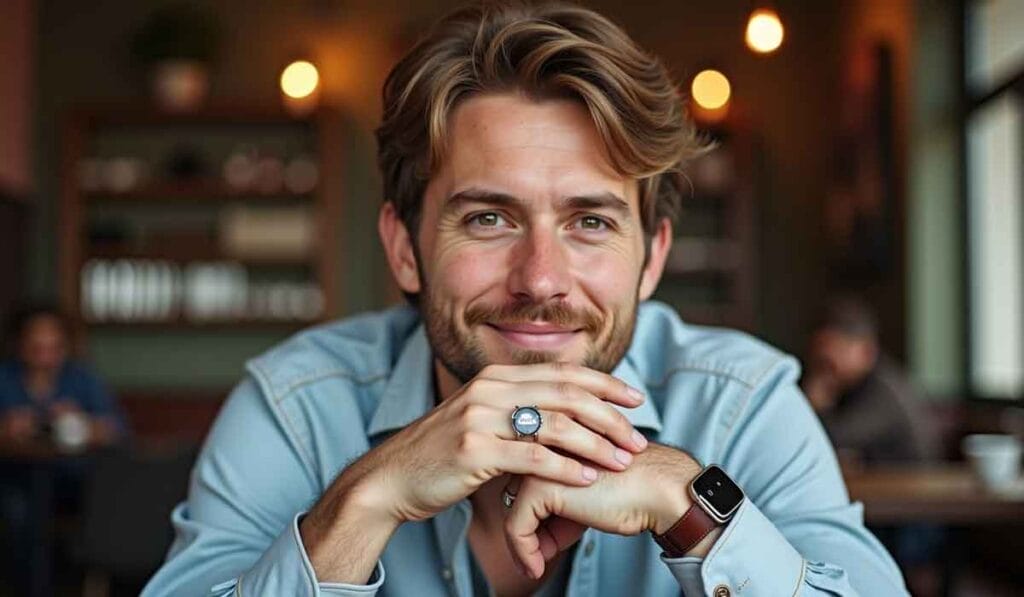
801, 296, 937, 464
0, 305, 126, 448
801, 297, 944, 596
0, 305, 128, 591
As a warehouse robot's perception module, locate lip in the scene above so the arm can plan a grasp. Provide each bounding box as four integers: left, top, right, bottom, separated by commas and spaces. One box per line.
487, 322, 582, 351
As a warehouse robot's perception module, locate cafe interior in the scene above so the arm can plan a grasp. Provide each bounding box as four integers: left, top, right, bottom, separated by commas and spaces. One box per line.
1, 0, 1023, 595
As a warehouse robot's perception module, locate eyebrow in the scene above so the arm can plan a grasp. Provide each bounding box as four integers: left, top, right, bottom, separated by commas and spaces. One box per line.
444, 188, 632, 219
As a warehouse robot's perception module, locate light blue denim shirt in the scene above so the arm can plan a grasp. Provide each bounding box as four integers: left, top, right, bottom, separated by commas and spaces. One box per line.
143, 301, 907, 596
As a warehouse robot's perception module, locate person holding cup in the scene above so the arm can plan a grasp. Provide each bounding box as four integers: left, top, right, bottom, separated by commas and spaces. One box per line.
0, 305, 126, 449
0, 304, 127, 592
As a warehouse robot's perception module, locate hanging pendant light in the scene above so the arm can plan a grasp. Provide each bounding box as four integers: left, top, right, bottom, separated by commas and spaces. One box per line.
745, 7, 785, 55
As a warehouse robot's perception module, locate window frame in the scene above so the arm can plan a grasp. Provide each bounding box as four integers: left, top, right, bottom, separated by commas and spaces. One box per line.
961, 0, 1024, 403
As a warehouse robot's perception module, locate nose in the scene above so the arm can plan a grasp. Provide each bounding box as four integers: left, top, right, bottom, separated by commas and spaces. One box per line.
506, 227, 572, 304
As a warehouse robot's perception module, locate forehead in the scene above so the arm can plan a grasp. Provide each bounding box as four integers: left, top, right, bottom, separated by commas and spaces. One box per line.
431, 93, 635, 207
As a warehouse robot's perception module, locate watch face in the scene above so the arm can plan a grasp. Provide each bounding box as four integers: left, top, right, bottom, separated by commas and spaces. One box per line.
692, 465, 744, 521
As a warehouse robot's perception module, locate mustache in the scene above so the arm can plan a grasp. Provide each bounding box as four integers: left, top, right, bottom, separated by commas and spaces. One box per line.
464, 301, 603, 334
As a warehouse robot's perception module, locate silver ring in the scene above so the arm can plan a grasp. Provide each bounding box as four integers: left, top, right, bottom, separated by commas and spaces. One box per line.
502, 487, 517, 509
511, 405, 543, 441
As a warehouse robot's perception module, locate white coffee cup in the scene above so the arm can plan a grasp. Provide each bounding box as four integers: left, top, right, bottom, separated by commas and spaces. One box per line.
962, 433, 1022, 490
53, 411, 90, 451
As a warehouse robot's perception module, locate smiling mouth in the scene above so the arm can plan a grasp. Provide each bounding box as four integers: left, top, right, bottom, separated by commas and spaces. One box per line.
486, 322, 583, 351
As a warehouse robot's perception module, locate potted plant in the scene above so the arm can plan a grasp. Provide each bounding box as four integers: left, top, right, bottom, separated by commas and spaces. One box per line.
130, 3, 222, 111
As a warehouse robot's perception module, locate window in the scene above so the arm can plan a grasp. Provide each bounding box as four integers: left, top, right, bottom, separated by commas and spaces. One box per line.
965, 0, 1024, 399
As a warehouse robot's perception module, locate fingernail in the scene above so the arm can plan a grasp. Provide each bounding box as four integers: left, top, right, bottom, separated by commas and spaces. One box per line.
614, 448, 633, 466
632, 430, 648, 449
628, 386, 645, 402
582, 466, 598, 481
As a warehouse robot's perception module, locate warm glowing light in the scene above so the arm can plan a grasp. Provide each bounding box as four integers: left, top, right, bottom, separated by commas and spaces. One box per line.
691, 70, 731, 110
745, 8, 785, 54
280, 61, 320, 99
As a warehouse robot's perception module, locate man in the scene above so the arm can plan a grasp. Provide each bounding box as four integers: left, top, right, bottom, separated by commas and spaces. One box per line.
0, 306, 126, 447
801, 297, 938, 464
802, 297, 942, 596
0, 305, 126, 592
144, 3, 906, 595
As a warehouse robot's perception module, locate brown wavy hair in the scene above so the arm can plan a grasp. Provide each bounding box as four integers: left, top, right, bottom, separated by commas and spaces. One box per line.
376, 0, 704, 245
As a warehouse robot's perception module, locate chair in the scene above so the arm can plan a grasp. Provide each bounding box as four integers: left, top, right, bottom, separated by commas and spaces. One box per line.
75, 446, 196, 597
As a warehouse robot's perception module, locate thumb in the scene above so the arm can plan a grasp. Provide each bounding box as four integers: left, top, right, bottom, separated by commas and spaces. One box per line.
537, 516, 587, 561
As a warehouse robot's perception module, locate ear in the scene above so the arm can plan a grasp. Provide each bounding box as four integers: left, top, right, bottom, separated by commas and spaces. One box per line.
638, 217, 672, 301
378, 202, 422, 294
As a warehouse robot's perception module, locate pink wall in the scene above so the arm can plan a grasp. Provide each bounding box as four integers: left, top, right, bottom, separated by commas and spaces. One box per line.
0, 0, 34, 194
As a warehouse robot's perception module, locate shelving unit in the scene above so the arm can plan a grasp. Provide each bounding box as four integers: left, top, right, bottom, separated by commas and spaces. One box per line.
654, 125, 759, 331
58, 104, 345, 393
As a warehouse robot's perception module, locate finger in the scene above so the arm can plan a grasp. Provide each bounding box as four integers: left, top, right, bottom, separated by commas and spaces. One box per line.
480, 362, 645, 408
533, 410, 632, 472
498, 439, 599, 487
505, 483, 554, 580
499, 380, 646, 453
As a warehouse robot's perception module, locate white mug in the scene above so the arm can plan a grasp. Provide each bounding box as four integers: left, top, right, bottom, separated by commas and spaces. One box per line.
962, 433, 1022, 491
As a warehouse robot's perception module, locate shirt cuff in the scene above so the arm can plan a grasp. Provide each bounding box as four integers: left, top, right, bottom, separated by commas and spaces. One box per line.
660, 500, 805, 596
212, 513, 386, 596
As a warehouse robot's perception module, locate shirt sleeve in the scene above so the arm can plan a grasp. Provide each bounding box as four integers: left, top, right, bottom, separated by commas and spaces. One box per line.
141, 377, 387, 597
661, 358, 909, 596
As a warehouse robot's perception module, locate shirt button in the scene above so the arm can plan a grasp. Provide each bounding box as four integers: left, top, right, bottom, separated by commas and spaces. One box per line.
441, 567, 453, 581
583, 540, 596, 557
713, 585, 731, 597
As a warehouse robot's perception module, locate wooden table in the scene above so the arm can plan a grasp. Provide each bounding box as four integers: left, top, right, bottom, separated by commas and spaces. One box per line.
844, 464, 1024, 525
0, 440, 92, 597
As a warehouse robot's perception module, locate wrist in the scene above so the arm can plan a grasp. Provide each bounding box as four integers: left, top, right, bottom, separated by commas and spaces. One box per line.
652, 473, 693, 535
301, 475, 401, 562
650, 454, 702, 535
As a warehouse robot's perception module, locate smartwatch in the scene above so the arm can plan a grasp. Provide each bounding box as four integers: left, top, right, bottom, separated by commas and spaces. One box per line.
653, 464, 744, 557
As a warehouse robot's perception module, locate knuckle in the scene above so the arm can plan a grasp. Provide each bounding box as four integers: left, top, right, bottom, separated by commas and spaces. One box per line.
460, 403, 487, 427
554, 381, 575, 398
549, 411, 568, 435
528, 442, 547, 464
456, 430, 484, 458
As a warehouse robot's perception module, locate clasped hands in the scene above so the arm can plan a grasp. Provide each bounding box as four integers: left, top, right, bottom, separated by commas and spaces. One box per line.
345, 362, 702, 580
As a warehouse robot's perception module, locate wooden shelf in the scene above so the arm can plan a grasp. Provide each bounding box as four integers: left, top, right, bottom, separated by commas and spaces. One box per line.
84, 180, 313, 203
86, 243, 314, 266
85, 318, 313, 332
73, 104, 325, 127
60, 103, 346, 396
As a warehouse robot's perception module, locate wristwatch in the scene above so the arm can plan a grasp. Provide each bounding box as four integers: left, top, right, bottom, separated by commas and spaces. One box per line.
653, 464, 744, 558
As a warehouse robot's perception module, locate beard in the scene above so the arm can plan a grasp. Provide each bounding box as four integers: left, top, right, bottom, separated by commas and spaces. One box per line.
422, 283, 640, 385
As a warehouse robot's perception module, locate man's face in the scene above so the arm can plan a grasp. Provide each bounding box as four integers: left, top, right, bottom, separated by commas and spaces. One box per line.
19, 315, 68, 373
395, 93, 668, 384
808, 328, 877, 389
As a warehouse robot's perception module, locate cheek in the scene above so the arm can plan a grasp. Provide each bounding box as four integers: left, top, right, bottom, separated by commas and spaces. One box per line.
433, 247, 508, 300
571, 250, 640, 306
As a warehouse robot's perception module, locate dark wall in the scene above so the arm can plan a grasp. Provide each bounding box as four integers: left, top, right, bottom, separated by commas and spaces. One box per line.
33, 0, 858, 354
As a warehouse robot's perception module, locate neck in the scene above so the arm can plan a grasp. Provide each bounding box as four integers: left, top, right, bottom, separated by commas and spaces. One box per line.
433, 359, 463, 404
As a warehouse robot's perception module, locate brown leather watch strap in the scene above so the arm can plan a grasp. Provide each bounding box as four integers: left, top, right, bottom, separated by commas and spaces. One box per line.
652, 502, 719, 558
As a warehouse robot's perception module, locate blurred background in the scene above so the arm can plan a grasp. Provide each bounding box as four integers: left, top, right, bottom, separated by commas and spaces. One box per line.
0, 0, 1022, 595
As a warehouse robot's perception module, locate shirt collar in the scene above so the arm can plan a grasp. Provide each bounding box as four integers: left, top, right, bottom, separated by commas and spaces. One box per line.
367, 323, 663, 438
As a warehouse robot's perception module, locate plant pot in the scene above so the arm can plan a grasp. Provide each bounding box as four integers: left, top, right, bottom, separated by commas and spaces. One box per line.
151, 60, 209, 111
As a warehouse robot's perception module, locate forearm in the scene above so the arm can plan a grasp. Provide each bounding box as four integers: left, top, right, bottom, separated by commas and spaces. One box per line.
299, 467, 400, 585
